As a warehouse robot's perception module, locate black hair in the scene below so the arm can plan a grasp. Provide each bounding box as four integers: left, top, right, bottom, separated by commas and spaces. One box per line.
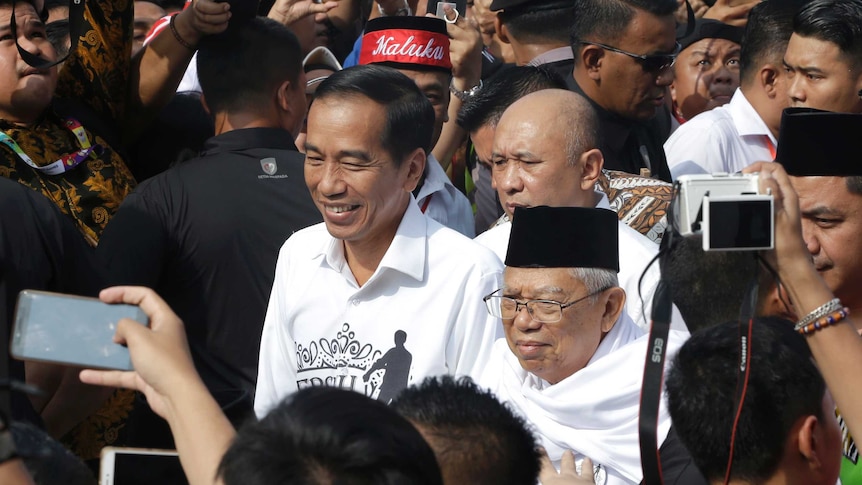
659, 234, 772, 333
45, 19, 68, 58
847, 176, 862, 195
794, 0, 862, 68
313, 64, 435, 164
739, 0, 808, 84
498, 5, 576, 45
457, 65, 566, 133
570, 0, 677, 45
666, 317, 826, 483
197, 16, 302, 115
218, 387, 443, 485
391, 376, 541, 485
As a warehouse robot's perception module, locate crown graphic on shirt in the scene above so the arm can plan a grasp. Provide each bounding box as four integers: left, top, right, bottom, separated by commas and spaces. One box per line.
296, 323, 382, 372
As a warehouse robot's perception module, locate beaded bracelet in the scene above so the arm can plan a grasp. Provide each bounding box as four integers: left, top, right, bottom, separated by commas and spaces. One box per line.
796, 297, 842, 329
797, 307, 850, 335
169, 14, 195, 51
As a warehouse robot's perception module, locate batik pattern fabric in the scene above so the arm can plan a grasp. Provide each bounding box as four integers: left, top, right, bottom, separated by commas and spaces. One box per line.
0, 0, 136, 245
598, 170, 672, 245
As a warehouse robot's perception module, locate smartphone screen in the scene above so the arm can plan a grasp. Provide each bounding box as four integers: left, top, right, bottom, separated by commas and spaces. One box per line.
11, 290, 148, 370
101, 448, 186, 485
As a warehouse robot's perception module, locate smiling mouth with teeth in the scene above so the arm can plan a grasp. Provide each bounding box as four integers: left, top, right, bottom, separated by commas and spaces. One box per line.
329, 205, 358, 213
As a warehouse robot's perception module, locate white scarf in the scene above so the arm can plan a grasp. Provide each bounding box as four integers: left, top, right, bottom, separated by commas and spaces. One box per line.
481, 313, 688, 484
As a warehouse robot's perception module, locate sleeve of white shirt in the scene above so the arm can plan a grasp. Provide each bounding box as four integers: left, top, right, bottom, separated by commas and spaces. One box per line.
664, 116, 733, 180
254, 243, 299, 418
446, 260, 504, 380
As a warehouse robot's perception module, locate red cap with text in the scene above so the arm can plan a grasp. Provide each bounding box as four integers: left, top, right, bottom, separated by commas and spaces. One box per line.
359, 16, 452, 73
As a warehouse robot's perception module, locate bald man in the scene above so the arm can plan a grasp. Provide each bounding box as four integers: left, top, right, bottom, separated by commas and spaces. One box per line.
475, 89, 686, 330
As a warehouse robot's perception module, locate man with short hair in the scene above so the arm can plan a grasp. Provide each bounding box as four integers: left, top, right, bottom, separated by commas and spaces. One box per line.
254, 65, 502, 416
474, 88, 677, 329
98, 18, 321, 435
666, 318, 842, 485
775, 108, 862, 484
785, 0, 862, 114
391, 376, 541, 485
480, 205, 693, 484
358, 16, 475, 237
664, 0, 807, 178
569, 0, 679, 182
489, 0, 577, 85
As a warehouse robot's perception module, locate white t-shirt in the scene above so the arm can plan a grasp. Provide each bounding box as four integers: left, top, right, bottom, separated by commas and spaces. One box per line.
417, 155, 475, 238
664, 89, 776, 180
254, 200, 502, 417
473, 192, 673, 330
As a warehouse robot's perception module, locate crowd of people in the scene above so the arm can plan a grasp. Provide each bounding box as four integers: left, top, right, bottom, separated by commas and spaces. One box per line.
1, 0, 862, 483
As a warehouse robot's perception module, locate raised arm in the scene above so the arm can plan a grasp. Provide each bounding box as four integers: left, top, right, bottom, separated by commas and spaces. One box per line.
79, 287, 235, 485
745, 161, 862, 441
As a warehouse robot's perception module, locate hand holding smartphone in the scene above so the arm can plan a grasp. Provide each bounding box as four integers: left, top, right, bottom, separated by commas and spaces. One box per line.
11, 290, 148, 370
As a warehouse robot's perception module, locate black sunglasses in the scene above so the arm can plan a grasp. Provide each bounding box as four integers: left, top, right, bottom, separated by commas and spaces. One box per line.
577, 40, 681, 73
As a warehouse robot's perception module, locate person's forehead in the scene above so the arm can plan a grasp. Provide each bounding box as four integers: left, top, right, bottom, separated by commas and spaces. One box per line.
134, 0, 166, 19
503, 266, 579, 291
681, 37, 740, 56
785, 33, 848, 65
613, 8, 676, 52
792, 176, 862, 210
0, 1, 40, 21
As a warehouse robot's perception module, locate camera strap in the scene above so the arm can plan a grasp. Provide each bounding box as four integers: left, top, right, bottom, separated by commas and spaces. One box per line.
638, 280, 672, 485
12, 0, 85, 69
722, 277, 758, 484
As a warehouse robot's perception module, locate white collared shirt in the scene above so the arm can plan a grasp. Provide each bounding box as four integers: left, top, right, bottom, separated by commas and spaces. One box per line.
254, 200, 502, 417
664, 89, 777, 179
416, 155, 475, 237
473, 192, 687, 331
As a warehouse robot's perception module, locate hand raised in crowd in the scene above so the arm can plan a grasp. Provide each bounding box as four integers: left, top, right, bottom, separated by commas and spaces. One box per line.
78, 286, 201, 420
539, 449, 597, 485
173, 0, 232, 45
268, 0, 339, 28
703, 0, 760, 27
79, 287, 235, 485
437, 4, 483, 92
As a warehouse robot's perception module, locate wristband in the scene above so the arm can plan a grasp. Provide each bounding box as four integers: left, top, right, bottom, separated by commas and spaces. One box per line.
169, 14, 196, 51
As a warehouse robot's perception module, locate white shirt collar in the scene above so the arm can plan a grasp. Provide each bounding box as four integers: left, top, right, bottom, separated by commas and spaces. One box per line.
527, 46, 575, 67
728, 88, 777, 145
320, 198, 428, 284
415, 154, 447, 201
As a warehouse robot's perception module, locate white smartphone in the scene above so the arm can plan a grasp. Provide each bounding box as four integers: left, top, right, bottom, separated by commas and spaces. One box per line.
99, 447, 185, 485
10, 290, 148, 370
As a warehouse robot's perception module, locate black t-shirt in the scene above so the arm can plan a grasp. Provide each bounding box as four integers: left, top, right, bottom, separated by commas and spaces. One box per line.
98, 127, 322, 400
0, 178, 102, 424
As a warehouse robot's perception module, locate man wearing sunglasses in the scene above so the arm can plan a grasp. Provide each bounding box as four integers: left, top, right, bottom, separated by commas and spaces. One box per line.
570, 0, 679, 183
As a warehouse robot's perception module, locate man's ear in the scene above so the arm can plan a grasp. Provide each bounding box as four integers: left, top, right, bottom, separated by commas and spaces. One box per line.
402, 147, 427, 193
797, 412, 835, 474
760, 64, 782, 98
579, 148, 604, 191
276, 79, 295, 113
600, 287, 626, 333
580, 45, 604, 81
495, 16, 510, 45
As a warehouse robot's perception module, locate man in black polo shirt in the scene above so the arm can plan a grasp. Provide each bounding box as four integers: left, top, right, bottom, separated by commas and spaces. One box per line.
569, 0, 679, 182
97, 17, 321, 439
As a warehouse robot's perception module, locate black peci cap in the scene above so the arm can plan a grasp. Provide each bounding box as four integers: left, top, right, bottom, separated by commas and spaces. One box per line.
505, 206, 620, 271
776, 108, 862, 177
676, 18, 744, 51
490, 0, 572, 12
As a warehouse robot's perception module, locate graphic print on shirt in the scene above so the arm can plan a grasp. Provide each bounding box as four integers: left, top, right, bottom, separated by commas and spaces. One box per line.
295, 324, 412, 401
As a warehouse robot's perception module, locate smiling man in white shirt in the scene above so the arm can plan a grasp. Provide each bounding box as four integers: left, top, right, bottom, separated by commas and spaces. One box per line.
254, 65, 502, 416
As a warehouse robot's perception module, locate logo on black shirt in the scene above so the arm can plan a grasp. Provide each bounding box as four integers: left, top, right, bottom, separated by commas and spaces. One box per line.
260, 158, 277, 175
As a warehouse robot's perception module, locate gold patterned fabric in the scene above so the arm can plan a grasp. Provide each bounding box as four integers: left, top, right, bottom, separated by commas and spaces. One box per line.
598, 170, 672, 245
0, 0, 138, 462
0, 0, 136, 245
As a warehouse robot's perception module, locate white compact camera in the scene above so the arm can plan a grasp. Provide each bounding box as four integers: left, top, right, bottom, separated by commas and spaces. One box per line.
674, 173, 774, 251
